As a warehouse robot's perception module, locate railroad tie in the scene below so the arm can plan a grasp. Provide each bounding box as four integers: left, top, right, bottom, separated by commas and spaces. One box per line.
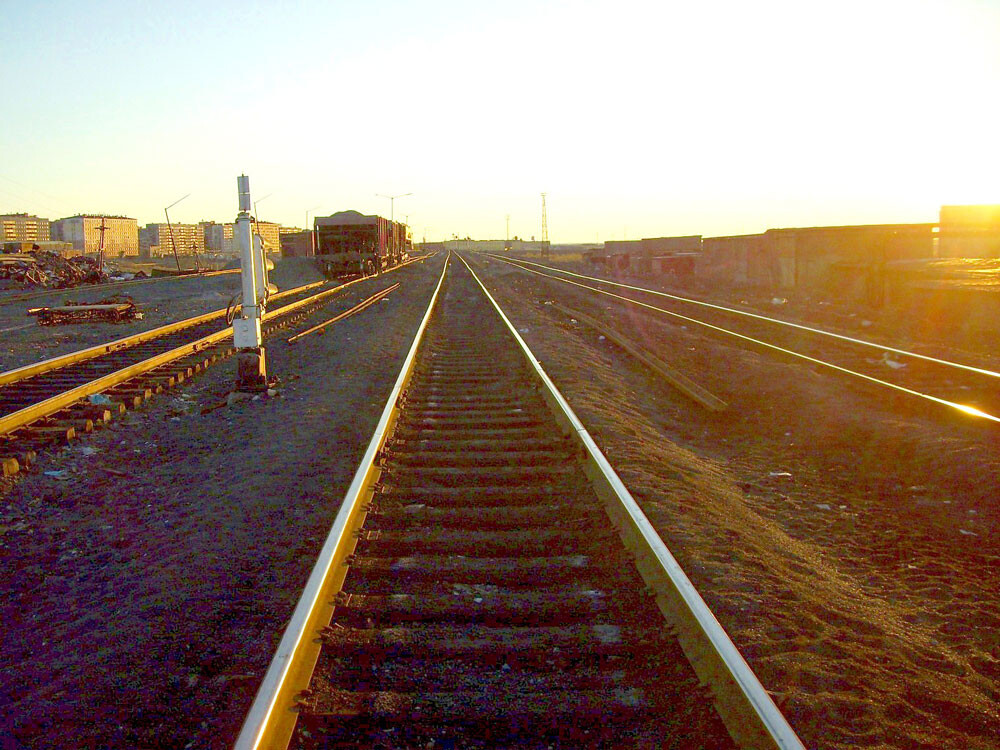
293, 261, 723, 748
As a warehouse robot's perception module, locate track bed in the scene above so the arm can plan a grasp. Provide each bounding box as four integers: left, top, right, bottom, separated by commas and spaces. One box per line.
289, 261, 735, 748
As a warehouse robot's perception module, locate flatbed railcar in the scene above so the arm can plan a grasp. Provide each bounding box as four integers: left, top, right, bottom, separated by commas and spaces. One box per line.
314, 210, 410, 278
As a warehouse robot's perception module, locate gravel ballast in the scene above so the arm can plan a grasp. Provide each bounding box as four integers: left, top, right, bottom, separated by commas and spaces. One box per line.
0, 256, 446, 748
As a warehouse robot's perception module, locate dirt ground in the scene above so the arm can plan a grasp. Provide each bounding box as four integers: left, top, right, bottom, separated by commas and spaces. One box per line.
469, 253, 1000, 750
0, 256, 446, 748
0, 260, 325, 373
3, 250, 999, 748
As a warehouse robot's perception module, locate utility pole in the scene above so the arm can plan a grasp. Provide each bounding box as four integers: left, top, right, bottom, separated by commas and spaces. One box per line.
97, 216, 107, 275
164, 193, 190, 273
233, 175, 277, 391
505, 214, 511, 251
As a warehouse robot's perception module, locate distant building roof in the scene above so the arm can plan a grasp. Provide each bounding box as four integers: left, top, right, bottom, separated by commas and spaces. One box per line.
56, 214, 136, 221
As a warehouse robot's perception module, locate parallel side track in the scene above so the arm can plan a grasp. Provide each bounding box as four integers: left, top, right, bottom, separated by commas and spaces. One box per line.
0, 260, 428, 445
0, 262, 427, 474
488, 255, 1000, 425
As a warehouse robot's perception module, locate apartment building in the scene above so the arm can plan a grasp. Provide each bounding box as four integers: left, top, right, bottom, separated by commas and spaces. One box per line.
139, 223, 207, 258
0, 213, 50, 242
256, 220, 281, 254
51, 215, 139, 256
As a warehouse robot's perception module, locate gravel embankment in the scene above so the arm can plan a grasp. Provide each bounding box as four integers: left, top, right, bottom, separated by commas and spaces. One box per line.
0, 256, 445, 748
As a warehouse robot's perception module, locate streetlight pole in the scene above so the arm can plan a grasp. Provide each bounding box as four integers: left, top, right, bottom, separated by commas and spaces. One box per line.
164, 193, 190, 273
253, 193, 272, 218
376, 192, 412, 261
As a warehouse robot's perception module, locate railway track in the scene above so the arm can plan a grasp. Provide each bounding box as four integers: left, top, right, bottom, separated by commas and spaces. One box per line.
0, 262, 424, 475
485, 255, 1000, 426
237, 255, 802, 749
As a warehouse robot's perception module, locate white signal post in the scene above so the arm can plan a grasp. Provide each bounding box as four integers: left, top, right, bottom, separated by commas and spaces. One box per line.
233, 174, 276, 390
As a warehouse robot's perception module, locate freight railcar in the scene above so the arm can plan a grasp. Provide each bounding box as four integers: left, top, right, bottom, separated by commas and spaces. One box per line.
314, 210, 409, 278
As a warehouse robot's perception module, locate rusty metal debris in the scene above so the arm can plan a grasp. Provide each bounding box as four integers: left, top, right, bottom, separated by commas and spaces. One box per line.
0, 251, 109, 289
28, 296, 141, 325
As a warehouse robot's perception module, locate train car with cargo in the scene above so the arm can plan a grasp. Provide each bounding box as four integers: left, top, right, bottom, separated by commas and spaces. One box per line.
314, 210, 410, 278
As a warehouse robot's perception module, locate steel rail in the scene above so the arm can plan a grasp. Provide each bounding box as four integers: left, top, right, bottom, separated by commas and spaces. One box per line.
458, 253, 805, 749
287, 283, 400, 343
0, 279, 327, 388
486, 254, 1000, 381
0, 267, 241, 306
234, 256, 450, 750
1, 257, 428, 388
0, 262, 425, 439
488, 256, 1000, 424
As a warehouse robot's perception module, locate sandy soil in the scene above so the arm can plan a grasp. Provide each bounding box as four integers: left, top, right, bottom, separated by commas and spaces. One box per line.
0, 259, 325, 373
469, 254, 1000, 750
0, 256, 446, 748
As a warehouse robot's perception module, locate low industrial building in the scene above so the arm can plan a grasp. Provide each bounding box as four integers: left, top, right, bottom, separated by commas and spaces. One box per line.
698, 223, 935, 304
589, 240, 642, 270
590, 238, 699, 275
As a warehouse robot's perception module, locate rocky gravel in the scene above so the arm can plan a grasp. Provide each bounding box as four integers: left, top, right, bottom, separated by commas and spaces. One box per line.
0, 256, 445, 748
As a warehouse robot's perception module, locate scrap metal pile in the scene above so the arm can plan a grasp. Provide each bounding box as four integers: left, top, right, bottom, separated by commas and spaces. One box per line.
28, 295, 141, 325
0, 251, 108, 289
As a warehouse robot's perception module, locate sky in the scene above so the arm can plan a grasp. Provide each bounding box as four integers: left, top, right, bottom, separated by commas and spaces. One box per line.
1, 0, 998, 242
